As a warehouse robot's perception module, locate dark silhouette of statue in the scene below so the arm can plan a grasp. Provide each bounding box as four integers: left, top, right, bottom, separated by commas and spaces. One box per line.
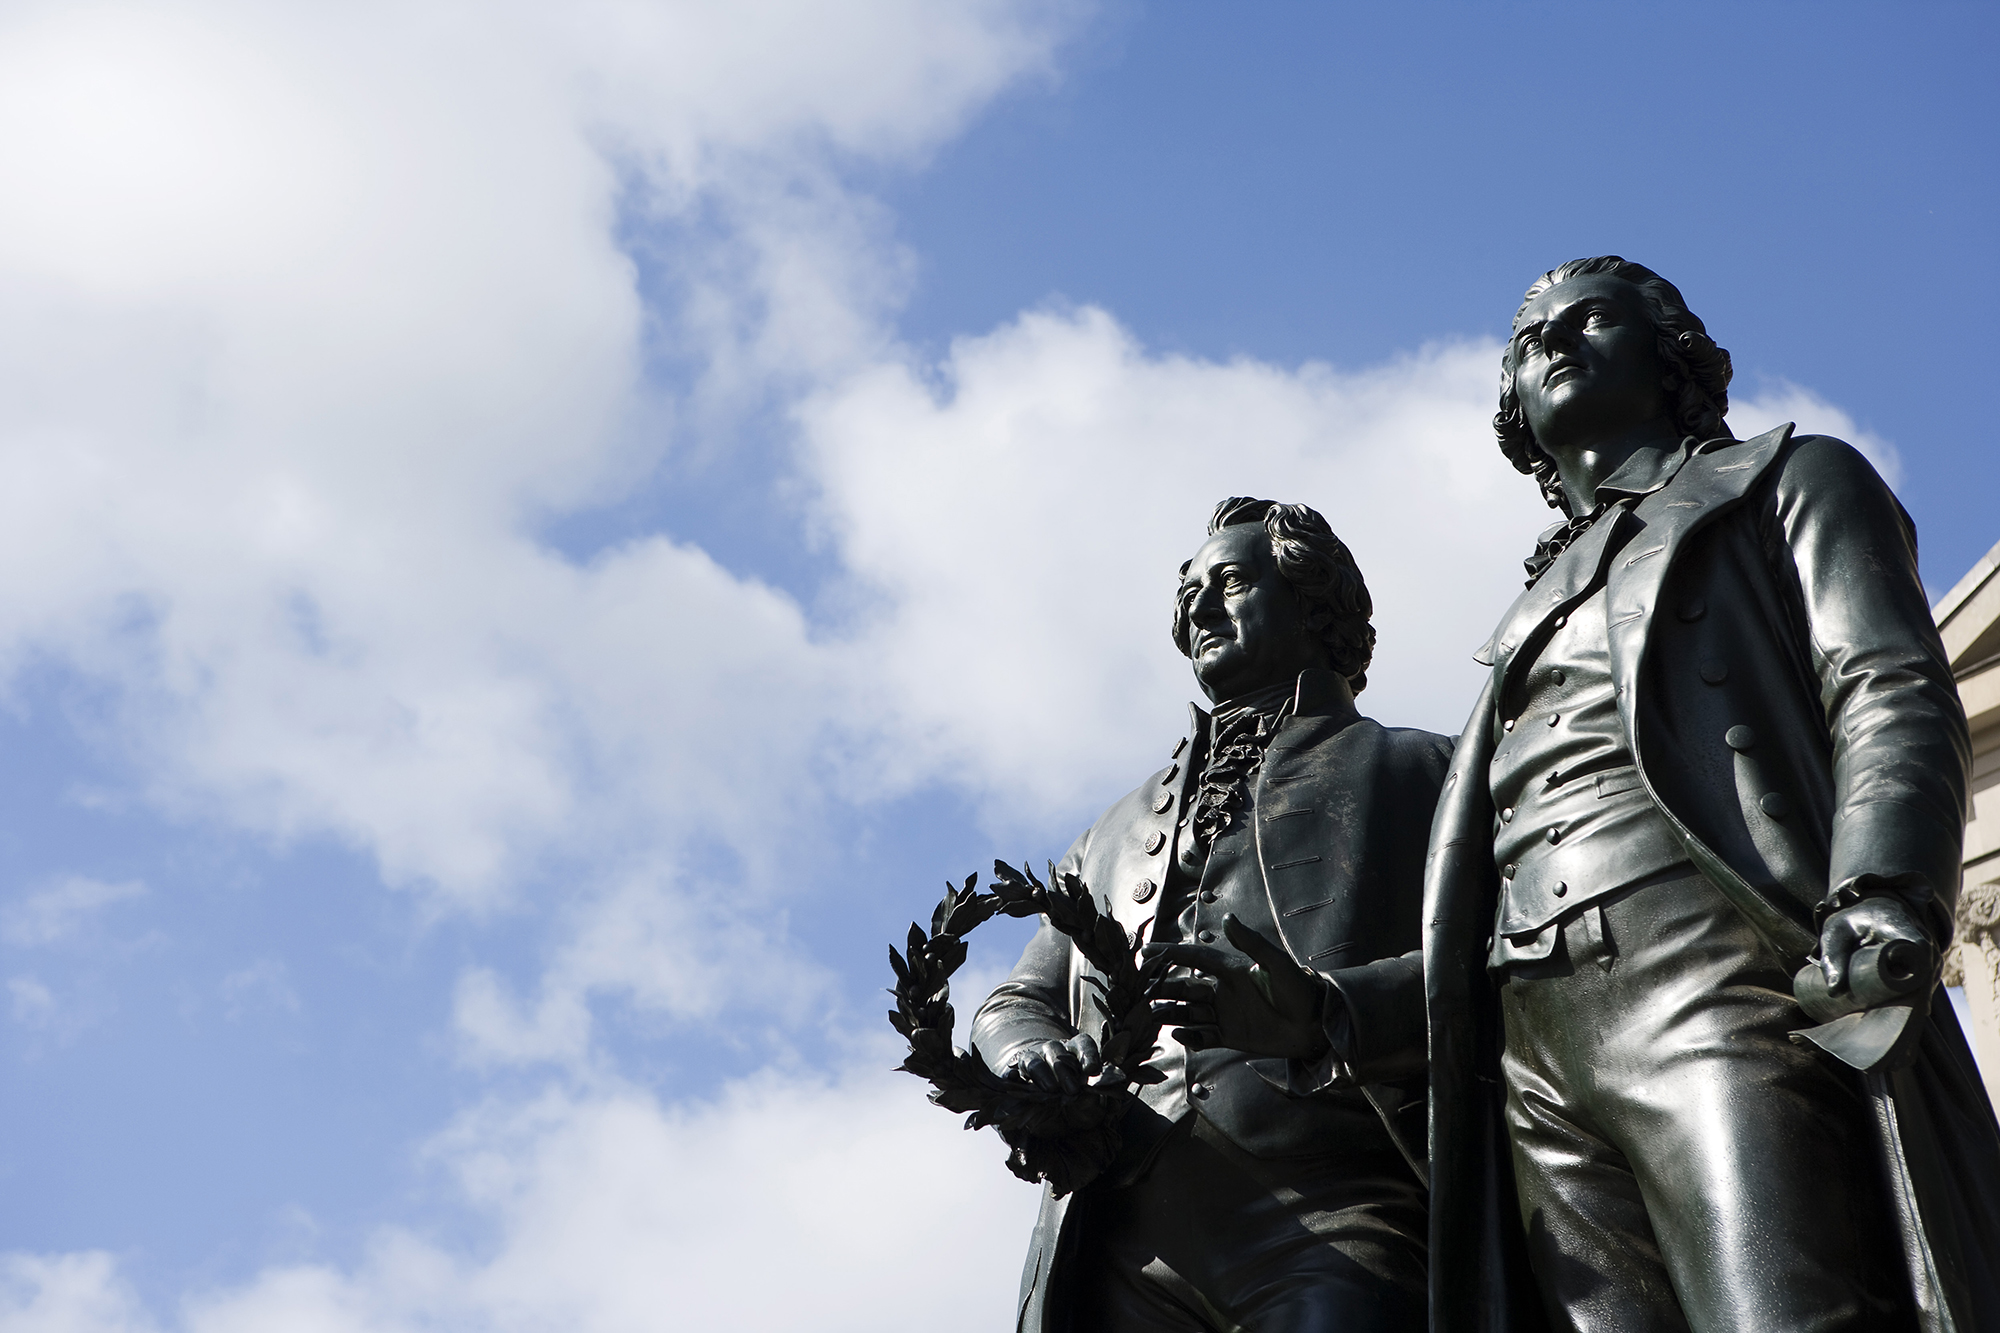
1422, 257, 2000, 1332
972, 498, 1449, 1332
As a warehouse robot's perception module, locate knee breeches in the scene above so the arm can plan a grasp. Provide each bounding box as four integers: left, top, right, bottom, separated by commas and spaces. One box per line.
1498, 871, 1912, 1333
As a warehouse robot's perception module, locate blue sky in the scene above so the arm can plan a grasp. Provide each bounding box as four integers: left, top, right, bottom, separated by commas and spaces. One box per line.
0, 4, 1991, 1329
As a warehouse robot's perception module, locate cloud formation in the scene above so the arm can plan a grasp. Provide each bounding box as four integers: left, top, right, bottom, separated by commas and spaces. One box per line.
0, 1051, 1039, 1333
0, 0, 1066, 909
1, 876, 145, 947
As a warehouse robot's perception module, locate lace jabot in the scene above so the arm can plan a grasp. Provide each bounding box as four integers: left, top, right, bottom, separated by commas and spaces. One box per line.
1190, 681, 1295, 850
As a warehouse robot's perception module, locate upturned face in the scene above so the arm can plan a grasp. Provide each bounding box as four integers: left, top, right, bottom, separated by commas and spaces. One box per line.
1177, 524, 1326, 703
1508, 273, 1669, 448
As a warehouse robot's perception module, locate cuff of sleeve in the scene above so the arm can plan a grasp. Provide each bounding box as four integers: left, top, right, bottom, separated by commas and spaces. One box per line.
1281, 976, 1354, 1096
1818, 871, 1948, 944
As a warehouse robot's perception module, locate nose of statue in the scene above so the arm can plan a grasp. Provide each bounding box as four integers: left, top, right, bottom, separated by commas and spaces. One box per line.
1188, 583, 1226, 624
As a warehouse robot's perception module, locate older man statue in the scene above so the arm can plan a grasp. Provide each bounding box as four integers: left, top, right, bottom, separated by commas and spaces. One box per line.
973, 497, 1450, 1333
1424, 256, 2000, 1333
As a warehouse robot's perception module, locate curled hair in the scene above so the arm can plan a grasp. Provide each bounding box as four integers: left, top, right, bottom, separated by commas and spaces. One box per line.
1171, 496, 1376, 694
1495, 256, 1734, 513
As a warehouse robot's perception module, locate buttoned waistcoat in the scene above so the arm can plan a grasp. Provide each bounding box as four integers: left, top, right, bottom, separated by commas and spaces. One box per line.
1422, 424, 2000, 1333
974, 669, 1451, 1333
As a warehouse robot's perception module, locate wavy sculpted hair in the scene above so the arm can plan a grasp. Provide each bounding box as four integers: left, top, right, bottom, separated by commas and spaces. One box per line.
1495, 256, 1735, 514
1170, 496, 1376, 695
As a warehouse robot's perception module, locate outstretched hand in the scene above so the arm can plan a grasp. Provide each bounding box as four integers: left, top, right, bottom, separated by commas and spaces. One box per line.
1144, 913, 1330, 1060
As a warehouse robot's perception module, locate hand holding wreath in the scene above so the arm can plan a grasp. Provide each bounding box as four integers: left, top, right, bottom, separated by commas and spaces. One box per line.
886, 860, 1166, 1196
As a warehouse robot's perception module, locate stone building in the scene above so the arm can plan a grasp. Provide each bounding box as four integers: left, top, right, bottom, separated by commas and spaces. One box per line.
1938, 537, 2000, 1104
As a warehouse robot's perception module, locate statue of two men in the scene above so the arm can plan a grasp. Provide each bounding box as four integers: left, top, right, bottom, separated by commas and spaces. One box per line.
970, 257, 2000, 1332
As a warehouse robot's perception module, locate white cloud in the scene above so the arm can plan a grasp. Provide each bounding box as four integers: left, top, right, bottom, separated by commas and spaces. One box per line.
1, 877, 145, 948
6, 976, 57, 1030
219, 958, 300, 1021
0, 1251, 155, 1333
452, 860, 842, 1068
0, 13, 1082, 1322
0, 0, 1072, 912
1729, 380, 1905, 491
0, 1051, 1041, 1333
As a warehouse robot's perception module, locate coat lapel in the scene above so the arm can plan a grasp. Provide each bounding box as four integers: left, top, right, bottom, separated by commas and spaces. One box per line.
1601, 422, 1818, 964
1251, 670, 1360, 963
1474, 504, 1638, 723
1606, 424, 1794, 742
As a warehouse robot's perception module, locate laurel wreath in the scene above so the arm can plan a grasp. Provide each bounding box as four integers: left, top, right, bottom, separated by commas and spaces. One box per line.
888, 859, 1166, 1197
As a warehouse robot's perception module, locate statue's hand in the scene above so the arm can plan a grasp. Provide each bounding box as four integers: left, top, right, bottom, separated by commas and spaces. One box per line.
1002, 1032, 1103, 1096
1819, 895, 1931, 996
1144, 913, 1330, 1060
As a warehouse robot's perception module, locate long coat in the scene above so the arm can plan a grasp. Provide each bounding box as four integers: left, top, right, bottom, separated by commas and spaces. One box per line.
973, 669, 1451, 1333
1423, 423, 2000, 1332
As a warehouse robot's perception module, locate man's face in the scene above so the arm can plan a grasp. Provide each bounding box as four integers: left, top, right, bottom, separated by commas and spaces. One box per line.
1508, 274, 1668, 448
1178, 524, 1325, 703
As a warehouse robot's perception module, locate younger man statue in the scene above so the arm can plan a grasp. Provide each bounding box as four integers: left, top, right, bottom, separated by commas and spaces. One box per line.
975, 498, 1449, 1332
1424, 257, 2000, 1333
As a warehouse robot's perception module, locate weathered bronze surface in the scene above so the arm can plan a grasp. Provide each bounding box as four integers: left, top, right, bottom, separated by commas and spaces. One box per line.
1425, 257, 2000, 1333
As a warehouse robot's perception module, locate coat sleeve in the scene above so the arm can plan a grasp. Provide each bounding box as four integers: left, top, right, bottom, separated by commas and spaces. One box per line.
1276, 951, 1427, 1095
1287, 730, 1454, 1091
969, 828, 1091, 1075
1326, 950, 1428, 1083
1769, 435, 1972, 935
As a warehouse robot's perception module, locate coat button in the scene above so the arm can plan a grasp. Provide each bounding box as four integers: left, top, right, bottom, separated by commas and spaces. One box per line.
1145, 830, 1167, 854
1504, 718, 1516, 731
1191, 1082, 1210, 1099
1553, 614, 1568, 629
1725, 725, 1757, 752
1701, 659, 1728, 685
1172, 737, 1188, 757
1132, 878, 1157, 903
1678, 597, 1707, 622
1501, 807, 1514, 823
1547, 826, 1562, 844
1152, 791, 1173, 813
1551, 669, 1566, 686
1198, 929, 1216, 943
1198, 888, 1217, 903
1760, 792, 1791, 819
1161, 764, 1180, 784
1546, 712, 1560, 727
1553, 881, 1569, 897
1503, 863, 1518, 879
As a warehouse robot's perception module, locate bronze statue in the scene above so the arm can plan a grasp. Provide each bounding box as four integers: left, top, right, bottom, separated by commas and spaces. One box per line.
971, 499, 1449, 1331
1423, 257, 2000, 1332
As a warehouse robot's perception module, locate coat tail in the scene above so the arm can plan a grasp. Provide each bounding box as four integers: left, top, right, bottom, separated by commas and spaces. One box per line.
1881, 1001, 2000, 1333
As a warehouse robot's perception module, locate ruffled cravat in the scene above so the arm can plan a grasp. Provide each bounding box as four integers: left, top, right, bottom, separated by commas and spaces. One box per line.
1522, 505, 1605, 587
1190, 681, 1295, 850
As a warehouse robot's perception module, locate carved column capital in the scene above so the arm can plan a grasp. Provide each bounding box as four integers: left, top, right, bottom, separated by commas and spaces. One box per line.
1944, 878, 2000, 987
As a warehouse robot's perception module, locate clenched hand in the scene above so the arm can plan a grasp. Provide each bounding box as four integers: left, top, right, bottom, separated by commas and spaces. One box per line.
1818, 895, 1932, 996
